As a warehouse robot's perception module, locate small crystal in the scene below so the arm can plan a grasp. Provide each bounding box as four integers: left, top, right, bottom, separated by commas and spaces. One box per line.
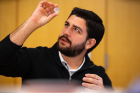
54, 7, 60, 13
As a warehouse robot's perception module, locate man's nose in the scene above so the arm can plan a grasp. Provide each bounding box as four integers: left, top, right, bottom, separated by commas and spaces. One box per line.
63, 27, 71, 36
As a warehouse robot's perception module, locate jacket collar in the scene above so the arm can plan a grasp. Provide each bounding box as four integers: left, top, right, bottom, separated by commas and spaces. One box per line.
50, 42, 95, 70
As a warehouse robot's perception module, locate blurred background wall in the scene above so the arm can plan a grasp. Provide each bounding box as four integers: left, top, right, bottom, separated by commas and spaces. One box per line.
0, 0, 140, 91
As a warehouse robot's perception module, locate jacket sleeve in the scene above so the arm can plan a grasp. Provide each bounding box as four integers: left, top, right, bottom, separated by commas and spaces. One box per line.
103, 73, 114, 90
99, 66, 114, 91
0, 35, 32, 77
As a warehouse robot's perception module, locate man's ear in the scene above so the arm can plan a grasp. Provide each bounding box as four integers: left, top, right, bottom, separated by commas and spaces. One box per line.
85, 38, 96, 49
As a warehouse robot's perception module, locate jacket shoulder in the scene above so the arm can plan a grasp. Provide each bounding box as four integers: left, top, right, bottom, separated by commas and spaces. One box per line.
88, 63, 105, 75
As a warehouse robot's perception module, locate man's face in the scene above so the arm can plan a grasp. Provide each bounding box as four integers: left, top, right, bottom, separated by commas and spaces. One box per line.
57, 15, 88, 57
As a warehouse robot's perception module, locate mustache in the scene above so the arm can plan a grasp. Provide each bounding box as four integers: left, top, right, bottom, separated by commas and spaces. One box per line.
58, 35, 72, 45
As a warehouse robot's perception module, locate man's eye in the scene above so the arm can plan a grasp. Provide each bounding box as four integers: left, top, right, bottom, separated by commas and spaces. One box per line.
65, 23, 69, 26
75, 28, 80, 33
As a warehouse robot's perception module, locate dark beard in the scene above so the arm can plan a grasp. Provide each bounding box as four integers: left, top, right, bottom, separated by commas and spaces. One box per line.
57, 35, 87, 57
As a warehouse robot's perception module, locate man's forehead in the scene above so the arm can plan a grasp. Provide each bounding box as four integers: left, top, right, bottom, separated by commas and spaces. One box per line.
67, 15, 87, 30
67, 15, 86, 23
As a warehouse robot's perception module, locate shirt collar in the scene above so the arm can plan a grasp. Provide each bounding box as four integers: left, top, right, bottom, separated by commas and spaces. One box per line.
58, 51, 85, 70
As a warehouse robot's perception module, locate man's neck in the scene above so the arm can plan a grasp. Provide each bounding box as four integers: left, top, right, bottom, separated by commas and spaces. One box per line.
61, 51, 86, 69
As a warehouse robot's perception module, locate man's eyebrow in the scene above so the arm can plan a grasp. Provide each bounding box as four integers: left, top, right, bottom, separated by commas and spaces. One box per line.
65, 21, 69, 24
73, 25, 83, 33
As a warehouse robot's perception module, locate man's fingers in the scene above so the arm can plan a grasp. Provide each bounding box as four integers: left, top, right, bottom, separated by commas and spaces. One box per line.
54, 4, 58, 7
47, 5, 55, 15
48, 12, 58, 19
39, 0, 58, 14
30, 0, 59, 26
41, 12, 58, 24
82, 74, 105, 91
83, 77, 101, 86
39, 1, 48, 7
83, 74, 104, 87
85, 74, 102, 80
44, 3, 57, 14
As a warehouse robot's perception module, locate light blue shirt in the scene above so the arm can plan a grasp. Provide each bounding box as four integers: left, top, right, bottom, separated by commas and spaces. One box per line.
58, 51, 85, 76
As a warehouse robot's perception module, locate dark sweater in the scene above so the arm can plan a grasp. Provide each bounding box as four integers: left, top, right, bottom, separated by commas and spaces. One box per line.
0, 35, 113, 90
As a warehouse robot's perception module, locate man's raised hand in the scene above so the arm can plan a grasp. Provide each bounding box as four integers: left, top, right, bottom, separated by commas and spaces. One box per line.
9, 1, 58, 45
29, 1, 58, 27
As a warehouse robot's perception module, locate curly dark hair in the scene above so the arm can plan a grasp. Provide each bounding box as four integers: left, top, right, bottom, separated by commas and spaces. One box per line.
68, 7, 105, 54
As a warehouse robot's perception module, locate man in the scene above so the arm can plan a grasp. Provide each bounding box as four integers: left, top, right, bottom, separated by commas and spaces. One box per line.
0, 1, 113, 91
